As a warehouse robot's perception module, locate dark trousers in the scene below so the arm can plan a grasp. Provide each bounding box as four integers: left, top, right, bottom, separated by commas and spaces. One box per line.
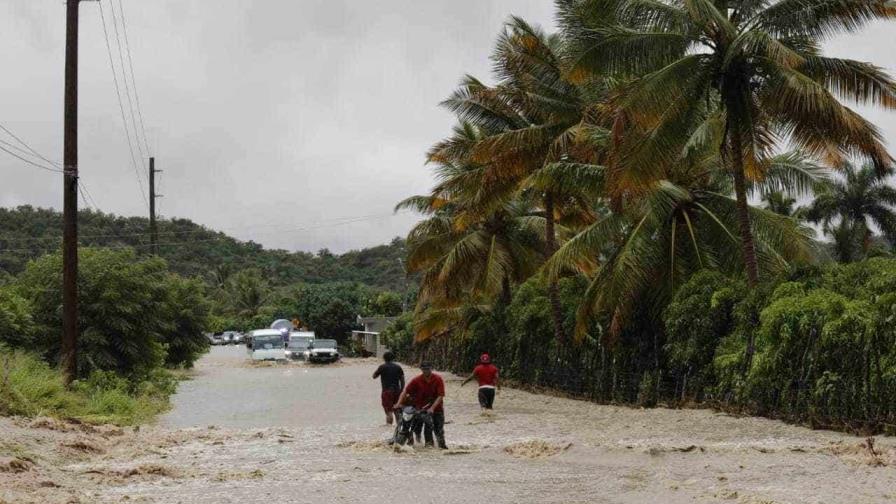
478, 387, 496, 409
411, 412, 446, 448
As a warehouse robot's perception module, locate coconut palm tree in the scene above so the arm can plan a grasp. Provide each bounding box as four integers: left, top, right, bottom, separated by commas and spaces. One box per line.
805, 161, 896, 261
396, 155, 545, 319
545, 154, 816, 342
558, 0, 896, 286
431, 17, 610, 342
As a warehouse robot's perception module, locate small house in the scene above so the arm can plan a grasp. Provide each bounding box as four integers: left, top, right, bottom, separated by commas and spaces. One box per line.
351, 316, 397, 357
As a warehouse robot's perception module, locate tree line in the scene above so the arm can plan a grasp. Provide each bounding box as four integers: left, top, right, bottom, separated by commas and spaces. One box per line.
388, 0, 896, 432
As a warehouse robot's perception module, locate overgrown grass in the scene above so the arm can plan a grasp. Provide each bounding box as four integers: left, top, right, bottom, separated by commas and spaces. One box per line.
0, 346, 177, 426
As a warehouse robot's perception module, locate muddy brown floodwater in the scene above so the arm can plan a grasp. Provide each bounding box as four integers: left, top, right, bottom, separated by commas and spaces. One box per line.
4, 346, 896, 504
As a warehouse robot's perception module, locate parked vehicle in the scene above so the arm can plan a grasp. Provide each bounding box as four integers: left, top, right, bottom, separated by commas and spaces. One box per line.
221, 330, 242, 345
285, 332, 315, 360
246, 329, 287, 361
208, 332, 225, 345
304, 339, 340, 363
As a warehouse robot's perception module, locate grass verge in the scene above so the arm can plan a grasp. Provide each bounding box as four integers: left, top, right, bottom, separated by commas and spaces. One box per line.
0, 345, 178, 426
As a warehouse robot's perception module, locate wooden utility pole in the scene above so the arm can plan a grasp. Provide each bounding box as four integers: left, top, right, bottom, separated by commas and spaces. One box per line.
61, 0, 81, 385
149, 157, 158, 255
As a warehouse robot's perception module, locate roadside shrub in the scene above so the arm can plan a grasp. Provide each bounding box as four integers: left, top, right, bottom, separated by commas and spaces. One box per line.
160, 275, 211, 368
0, 286, 33, 348
663, 271, 738, 400
380, 313, 414, 360
15, 248, 210, 379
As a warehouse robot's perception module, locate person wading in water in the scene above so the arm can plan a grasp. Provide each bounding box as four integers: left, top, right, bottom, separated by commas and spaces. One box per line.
372, 352, 404, 425
461, 353, 500, 412
394, 362, 447, 449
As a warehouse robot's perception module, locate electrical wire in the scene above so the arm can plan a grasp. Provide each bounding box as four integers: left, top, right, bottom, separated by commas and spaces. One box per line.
0, 123, 63, 168
116, 0, 151, 155
98, 0, 149, 209
0, 211, 412, 252
0, 211, 413, 243
107, 0, 145, 162
0, 143, 64, 173
1, 123, 104, 214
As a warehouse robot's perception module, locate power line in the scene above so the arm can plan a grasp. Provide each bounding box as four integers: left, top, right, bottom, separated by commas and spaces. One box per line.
78, 184, 94, 211
115, 0, 151, 155
107, 0, 146, 162
80, 180, 101, 210
0, 143, 64, 173
0, 210, 412, 243
0, 123, 62, 168
0, 211, 412, 252
0, 123, 106, 214
98, 0, 149, 209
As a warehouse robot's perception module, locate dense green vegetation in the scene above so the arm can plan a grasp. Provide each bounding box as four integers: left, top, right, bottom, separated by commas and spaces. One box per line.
0, 249, 206, 424
394, 0, 896, 432
0, 205, 410, 291
0, 203, 413, 425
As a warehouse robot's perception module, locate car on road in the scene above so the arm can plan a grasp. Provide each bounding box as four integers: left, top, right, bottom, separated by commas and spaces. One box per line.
208, 332, 225, 345
304, 339, 340, 364
220, 331, 242, 345
246, 329, 287, 361
285, 332, 315, 360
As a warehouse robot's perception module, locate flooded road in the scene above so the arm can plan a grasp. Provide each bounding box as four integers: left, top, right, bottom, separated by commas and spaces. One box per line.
161, 346, 382, 429
5, 346, 896, 504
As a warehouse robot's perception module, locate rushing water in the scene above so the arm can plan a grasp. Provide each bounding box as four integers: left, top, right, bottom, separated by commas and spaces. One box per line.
83, 346, 896, 504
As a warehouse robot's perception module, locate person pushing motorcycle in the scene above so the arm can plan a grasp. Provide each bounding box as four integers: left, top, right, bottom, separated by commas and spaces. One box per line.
393, 362, 447, 449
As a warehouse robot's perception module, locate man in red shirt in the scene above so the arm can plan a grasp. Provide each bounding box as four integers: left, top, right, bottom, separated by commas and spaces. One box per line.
394, 362, 446, 449
462, 353, 500, 411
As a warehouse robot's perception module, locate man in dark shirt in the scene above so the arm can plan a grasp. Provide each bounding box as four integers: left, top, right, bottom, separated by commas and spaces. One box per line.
372, 352, 404, 425
394, 362, 447, 449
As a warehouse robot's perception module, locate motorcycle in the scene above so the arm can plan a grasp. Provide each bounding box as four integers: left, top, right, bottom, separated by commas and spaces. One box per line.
391, 405, 433, 446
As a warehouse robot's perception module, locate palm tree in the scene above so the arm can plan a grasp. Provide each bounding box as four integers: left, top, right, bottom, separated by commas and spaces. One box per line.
397, 157, 544, 326
558, 0, 896, 286
805, 161, 896, 261
546, 153, 816, 342
762, 192, 797, 217
431, 17, 609, 342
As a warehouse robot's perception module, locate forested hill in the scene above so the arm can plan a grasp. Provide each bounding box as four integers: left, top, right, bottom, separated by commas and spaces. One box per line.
0, 206, 409, 291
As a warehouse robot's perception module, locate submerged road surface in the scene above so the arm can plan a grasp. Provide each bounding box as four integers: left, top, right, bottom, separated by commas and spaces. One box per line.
6, 346, 896, 504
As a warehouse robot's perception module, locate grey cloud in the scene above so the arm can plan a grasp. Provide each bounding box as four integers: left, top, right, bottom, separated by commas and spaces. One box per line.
1, 1, 893, 254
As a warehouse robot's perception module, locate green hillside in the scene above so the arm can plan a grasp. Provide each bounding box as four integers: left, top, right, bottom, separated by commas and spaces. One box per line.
0, 206, 409, 291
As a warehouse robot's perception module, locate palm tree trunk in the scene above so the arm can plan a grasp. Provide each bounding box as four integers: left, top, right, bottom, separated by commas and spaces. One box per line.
728, 130, 760, 376
729, 133, 760, 287
544, 192, 566, 344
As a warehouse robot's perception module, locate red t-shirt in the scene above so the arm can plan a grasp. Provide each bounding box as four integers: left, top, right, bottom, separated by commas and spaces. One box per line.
473, 364, 499, 387
404, 373, 445, 412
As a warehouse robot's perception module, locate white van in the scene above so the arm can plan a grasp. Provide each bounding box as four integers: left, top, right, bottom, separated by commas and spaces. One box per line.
247, 329, 287, 361
286, 331, 315, 360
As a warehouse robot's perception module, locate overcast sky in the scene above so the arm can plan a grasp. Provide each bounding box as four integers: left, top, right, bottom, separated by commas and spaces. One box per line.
1, 1, 894, 253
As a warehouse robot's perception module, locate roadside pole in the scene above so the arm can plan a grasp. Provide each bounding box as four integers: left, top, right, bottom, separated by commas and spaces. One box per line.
149, 156, 160, 255
61, 0, 81, 385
